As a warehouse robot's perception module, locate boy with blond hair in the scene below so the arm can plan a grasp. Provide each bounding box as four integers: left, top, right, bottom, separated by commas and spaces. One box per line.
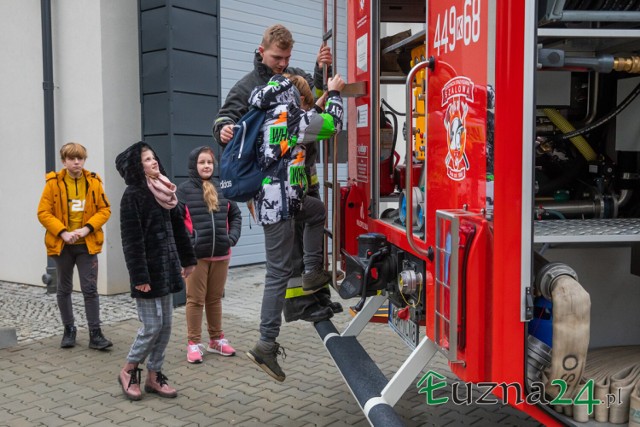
37, 142, 112, 350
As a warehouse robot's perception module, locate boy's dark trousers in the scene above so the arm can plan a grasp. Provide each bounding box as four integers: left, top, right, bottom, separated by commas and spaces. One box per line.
53, 244, 101, 328
284, 192, 341, 323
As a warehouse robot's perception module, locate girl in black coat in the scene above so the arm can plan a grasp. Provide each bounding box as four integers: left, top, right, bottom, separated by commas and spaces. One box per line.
177, 146, 242, 364
115, 141, 197, 401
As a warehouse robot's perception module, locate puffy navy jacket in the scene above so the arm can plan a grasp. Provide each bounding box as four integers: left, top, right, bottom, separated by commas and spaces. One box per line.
177, 146, 242, 259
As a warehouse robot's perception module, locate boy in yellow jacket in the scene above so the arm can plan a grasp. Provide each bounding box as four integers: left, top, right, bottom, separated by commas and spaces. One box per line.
37, 142, 112, 350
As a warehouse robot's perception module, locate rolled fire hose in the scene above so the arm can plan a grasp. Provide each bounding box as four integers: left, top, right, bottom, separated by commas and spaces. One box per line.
534, 265, 640, 424
543, 108, 597, 162
630, 382, 640, 427
541, 275, 591, 404
533, 260, 640, 424
570, 346, 640, 424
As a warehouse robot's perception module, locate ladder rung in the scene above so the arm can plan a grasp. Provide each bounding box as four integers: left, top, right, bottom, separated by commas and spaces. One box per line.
322, 30, 333, 41
324, 181, 334, 189
324, 228, 333, 239
340, 82, 367, 98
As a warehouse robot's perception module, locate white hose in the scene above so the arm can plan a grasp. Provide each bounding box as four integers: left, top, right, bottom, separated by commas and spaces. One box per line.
543, 275, 591, 402
572, 346, 640, 424
534, 271, 640, 424
630, 382, 640, 427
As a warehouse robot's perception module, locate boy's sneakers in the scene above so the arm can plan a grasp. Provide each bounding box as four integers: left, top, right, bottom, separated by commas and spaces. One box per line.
207, 333, 236, 357
246, 341, 286, 382
302, 269, 333, 294
186, 341, 203, 364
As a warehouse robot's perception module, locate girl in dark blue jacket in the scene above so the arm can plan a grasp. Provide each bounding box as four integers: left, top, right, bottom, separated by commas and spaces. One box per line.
177, 146, 242, 364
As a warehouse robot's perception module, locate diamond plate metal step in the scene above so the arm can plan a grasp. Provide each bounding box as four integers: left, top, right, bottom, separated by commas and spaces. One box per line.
534, 218, 640, 243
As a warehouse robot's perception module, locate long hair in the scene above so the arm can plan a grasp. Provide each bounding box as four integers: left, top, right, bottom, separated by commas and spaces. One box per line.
198, 148, 219, 212
284, 73, 314, 110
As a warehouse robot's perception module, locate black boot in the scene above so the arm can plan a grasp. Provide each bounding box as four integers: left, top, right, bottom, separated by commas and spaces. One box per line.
89, 328, 113, 350
61, 325, 77, 348
283, 294, 334, 323
300, 304, 334, 322
315, 289, 343, 314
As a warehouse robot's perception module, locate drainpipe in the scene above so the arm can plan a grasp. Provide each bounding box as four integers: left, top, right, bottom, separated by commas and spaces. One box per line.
41, 0, 57, 294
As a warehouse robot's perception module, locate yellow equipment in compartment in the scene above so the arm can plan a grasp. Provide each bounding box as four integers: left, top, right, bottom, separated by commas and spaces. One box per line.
411, 43, 426, 161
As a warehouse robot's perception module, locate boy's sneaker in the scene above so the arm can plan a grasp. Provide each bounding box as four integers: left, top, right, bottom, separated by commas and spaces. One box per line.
207, 333, 236, 356
302, 269, 332, 294
246, 341, 286, 382
186, 341, 203, 364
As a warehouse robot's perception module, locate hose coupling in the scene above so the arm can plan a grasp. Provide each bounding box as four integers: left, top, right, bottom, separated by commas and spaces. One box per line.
613, 56, 640, 74
536, 262, 578, 300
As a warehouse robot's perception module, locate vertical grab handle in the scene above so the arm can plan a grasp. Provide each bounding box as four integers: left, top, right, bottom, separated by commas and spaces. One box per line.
404, 60, 431, 258
322, 0, 343, 285
330, 0, 341, 287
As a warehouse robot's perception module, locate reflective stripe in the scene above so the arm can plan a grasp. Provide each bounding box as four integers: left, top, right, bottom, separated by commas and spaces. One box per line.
285, 286, 306, 299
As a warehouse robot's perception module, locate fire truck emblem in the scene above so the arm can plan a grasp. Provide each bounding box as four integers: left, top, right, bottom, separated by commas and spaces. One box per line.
442, 77, 474, 181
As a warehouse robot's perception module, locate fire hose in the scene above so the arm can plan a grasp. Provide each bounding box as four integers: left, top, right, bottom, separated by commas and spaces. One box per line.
570, 347, 640, 424
532, 260, 640, 424
539, 274, 591, 403
631, 383, 640, 427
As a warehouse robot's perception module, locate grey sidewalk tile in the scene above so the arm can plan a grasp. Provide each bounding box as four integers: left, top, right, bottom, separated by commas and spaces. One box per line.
258, 415, 309, 427
0, 265, 544, 426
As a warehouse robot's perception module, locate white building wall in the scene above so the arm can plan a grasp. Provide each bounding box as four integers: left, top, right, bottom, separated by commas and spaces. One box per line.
0, 0, 140, 294
99, 1, 143, 294
0, 1, 46, 287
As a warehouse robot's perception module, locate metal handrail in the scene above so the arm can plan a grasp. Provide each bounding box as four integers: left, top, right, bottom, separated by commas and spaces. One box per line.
404, 60, 430, 258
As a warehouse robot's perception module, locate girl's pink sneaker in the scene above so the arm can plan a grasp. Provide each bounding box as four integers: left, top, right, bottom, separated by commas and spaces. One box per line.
207, 334, 236, 357
187, 341, 203, 363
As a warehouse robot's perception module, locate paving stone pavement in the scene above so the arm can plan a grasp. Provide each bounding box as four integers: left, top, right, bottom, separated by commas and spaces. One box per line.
0, 264, 542, 426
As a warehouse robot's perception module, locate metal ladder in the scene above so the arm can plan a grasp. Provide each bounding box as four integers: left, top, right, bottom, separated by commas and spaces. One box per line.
314, 3, 437, 427
321, 0, 342, 286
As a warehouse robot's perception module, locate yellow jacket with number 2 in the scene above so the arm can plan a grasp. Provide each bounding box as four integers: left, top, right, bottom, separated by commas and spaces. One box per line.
37, 168, 111, 256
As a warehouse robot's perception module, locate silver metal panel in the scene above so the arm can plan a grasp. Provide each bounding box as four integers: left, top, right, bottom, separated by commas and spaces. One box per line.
616, 76, 640, 152
522, 1, 537, 322
380, 336, 438, 407
538, 28, 640, 38
538, 28, 640, 55
534, 218, 640, 243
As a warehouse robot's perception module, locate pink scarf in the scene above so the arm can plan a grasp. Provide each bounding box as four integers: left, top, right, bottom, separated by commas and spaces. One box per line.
146, 173, 178, 209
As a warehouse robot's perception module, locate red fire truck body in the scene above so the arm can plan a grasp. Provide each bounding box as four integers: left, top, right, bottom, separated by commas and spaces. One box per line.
317, 1, 640, 426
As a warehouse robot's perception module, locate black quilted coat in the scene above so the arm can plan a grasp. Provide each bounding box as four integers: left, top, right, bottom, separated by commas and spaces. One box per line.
115, 141, 197, 299
176, 147, 242, 259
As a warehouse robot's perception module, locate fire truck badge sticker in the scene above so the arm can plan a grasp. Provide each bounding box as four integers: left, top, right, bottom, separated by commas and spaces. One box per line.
442, 77, 474, 181
356, 203, 368, 231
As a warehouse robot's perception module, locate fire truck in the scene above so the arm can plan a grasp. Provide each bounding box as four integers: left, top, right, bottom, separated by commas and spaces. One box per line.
315, 1, 640, 426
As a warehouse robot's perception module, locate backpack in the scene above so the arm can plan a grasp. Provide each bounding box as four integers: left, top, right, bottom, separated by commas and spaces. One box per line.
219, 108, 268, 202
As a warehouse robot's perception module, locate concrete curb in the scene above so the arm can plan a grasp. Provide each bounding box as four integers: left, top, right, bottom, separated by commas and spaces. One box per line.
0, 327, 17, 349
